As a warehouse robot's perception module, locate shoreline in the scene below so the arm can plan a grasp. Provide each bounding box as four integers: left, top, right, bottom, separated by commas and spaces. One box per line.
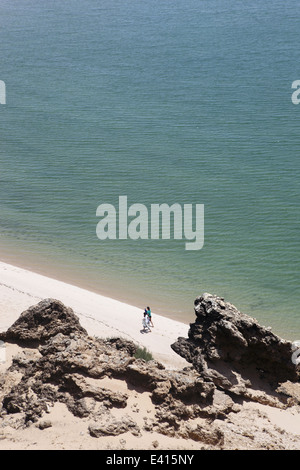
0, 260, 189, 369
0, 243, 193, 324
0, 242, 297, 344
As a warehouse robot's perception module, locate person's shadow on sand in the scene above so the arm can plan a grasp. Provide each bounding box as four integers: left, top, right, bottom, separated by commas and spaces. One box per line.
140, 328, 151, 334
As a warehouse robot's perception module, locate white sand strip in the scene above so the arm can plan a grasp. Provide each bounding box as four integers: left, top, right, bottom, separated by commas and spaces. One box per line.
0, 260, 189, 369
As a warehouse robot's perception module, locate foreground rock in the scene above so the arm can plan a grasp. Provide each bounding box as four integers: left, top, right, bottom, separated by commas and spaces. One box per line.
0, 299, 87, 344
0, 297, 300, 450
172, 293, 300, 399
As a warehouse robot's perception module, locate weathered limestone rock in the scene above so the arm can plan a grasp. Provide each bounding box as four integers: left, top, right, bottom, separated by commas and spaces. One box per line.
0, 299, 87, 344
184, 422, 224, 446
63, 373, 129, 408
88, 414, 140, 437
172, 293, 299, 385
38, 420, 52, 430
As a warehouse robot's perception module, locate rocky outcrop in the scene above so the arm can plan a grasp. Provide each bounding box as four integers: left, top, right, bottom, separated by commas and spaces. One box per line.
0, 295, 299, 450
171, 293, 300, 392
0, 299, 87, 344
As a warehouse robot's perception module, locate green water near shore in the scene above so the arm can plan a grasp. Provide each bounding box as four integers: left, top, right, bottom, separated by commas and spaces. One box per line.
0, 0, 299, 340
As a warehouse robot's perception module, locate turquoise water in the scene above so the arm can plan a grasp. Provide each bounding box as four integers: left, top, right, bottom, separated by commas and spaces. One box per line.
0, 0, 299, 339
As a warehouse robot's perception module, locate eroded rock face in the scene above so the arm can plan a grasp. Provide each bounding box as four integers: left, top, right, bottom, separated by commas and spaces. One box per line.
0, 299, 87, 344
0, 296, 299, 449
88, 415, 140, 438
171, 293, 299, 386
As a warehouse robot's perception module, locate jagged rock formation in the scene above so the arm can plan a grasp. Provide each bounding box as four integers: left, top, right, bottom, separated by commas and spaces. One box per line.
0, 299, 87, 344
171, 293, 300, 401
0, 296, 300, 450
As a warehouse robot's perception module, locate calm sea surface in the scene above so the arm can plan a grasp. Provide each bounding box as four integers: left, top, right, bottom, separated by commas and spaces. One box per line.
0, 0, 299, 339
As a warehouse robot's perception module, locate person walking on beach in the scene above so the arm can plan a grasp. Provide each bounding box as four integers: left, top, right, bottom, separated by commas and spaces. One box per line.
146, 306, 154, 328
142, 309, 151, 332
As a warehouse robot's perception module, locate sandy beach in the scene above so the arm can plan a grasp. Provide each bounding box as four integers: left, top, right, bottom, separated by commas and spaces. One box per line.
0, 260, 189, 370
